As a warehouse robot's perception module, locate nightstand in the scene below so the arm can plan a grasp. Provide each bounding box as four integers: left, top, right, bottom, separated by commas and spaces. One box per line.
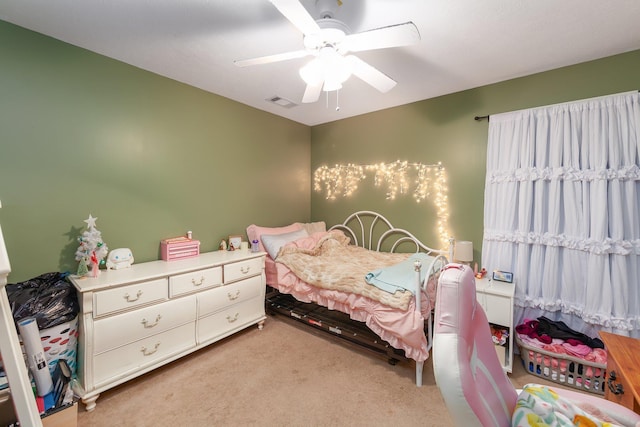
475, 277, 515, 373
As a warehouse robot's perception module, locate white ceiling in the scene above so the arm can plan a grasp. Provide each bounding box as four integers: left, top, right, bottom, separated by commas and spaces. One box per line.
2, 0, 640, 126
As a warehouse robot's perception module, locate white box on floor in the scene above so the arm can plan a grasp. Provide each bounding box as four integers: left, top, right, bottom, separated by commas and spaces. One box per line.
494, 344, 506, 366
42, 401, 78, 427
0, 389, 77, 427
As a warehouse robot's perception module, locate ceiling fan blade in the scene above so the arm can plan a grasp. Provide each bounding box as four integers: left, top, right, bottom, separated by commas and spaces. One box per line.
345, 55, 396, 93
270, 0, 321, 36
234, 49, 311, 67
302, 81, 323, 103
342, 22, 420, 53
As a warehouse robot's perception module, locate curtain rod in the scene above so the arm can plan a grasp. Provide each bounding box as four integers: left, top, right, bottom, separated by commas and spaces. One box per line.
474, 90, 639, 122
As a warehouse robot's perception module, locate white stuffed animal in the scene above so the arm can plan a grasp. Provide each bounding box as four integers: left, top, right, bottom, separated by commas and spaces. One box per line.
106, 248, 134, 270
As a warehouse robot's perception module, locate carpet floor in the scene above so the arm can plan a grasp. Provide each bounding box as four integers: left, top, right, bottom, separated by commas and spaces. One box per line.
76, 314, 572, 427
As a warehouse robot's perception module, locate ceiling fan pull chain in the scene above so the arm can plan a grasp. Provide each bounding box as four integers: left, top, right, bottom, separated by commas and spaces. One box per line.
336, 89, 340, 111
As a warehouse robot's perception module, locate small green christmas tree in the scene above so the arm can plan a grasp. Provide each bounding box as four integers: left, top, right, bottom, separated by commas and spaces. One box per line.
75, 214, 108, 277
76, 257, 89, 276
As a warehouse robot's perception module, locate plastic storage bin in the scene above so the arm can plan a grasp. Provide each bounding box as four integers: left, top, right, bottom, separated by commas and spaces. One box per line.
161, 237, 200, 261
17, 316, 79, 377
38, 316, 79, 376
516, 335, 606, 395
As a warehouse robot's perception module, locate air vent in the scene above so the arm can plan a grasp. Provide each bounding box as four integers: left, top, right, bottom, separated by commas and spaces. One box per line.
267, 96, 298, 108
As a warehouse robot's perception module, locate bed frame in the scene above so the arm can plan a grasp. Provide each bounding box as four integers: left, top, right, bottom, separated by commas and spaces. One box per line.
265, 210, 454, 386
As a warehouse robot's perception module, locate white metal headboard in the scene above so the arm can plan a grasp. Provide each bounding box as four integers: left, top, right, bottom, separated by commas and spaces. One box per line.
329, 210, 453, 259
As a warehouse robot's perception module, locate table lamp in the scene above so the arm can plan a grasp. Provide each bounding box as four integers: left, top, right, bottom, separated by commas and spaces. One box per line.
454, 240, 473, 265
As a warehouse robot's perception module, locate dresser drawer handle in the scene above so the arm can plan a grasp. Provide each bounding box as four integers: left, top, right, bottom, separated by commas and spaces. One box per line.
124, 290, 143, 302
240, 266, 251, 274
141, 342, 160, 356
191, 276, 205, 286
226, 313, 239, 323
607, 370, 624, 395
228, 290, 241, 301
141, 314, 162, 328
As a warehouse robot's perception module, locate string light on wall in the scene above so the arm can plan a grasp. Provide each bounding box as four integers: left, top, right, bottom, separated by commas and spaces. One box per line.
313, 163, 366, 200
368, 160, 410, 200
313, 161, 450, 247
432, 165, 449, 246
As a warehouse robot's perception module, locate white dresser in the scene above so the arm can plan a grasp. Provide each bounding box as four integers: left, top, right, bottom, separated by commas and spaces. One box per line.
475, 277, 515, 373
68, 250, 266, 411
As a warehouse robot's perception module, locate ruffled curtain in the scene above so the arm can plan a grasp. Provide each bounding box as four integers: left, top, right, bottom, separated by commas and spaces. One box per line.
482, 91, 640, 338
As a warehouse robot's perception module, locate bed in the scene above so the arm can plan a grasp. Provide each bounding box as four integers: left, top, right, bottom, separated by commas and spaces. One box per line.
246, 210, 453, 386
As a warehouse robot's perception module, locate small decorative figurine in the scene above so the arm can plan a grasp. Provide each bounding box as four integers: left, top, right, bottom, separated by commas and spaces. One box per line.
219, 239, 227, 251
475, 267, 487, 279
106, 248, 134, 270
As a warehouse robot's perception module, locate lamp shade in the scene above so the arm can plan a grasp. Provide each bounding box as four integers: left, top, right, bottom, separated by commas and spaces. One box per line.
454, 240, 473, 263
299, 47, 352, 91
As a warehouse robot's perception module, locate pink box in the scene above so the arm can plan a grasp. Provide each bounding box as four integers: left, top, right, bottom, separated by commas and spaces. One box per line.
161, 236, 200, 261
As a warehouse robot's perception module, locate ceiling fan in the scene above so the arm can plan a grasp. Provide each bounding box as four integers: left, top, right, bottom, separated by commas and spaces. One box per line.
234, 0, 421, 104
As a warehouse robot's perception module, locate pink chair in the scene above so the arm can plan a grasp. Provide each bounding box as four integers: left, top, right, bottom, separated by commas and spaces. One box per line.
432, 263, 640, 427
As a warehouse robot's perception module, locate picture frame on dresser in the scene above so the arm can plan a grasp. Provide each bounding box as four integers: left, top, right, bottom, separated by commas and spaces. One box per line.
228, 235, 242, 250
492, 270, 513, 283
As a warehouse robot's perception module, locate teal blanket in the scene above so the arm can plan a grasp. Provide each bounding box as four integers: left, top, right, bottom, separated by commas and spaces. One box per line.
364, 253, 439, 295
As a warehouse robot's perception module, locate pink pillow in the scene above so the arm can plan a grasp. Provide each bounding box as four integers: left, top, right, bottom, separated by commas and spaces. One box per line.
246, 223, 303, 253
294, 221, 326, 234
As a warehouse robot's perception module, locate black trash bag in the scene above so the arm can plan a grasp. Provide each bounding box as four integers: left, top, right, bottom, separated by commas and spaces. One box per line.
6, 272, 79, 330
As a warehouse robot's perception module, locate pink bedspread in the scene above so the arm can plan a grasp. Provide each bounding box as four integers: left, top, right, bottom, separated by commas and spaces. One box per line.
268, 230, 436, 362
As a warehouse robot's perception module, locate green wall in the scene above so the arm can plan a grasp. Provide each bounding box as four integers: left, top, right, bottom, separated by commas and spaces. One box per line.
0, 21, 310, 282
2, 17, 639, 281
311, 50, 640, 265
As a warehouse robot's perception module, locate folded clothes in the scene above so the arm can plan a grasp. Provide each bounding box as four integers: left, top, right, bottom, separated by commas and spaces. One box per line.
516, 321, 609, 381
585, 348, 607, 364
536, 317, 604, 349
515, 319, 552, 344
562, 341, 592, 357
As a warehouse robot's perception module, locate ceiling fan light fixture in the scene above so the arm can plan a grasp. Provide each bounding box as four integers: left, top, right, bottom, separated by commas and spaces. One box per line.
299, 47, 351, 91
322, 63, 350, 91
246, 0, 416, 104
322, 79, 343, 92
299, 58, 324, 85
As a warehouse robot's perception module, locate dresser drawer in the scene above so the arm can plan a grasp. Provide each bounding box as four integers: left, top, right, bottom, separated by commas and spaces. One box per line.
169, 266, 222, 297
224, 257, 263, 283
93, 322, 195, 387
94, 278, 168, 317
198, 275, 263, 317
197, 297, 264, 344
604, 355, 635, 409
93, 296, 197, 354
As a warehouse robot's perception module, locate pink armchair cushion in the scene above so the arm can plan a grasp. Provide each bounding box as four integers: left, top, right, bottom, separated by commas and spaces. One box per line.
433, 263, 640, 427
433, 263, 518, 426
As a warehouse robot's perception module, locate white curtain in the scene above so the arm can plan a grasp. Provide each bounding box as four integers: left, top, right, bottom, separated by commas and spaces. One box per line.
482, 91, 640, 339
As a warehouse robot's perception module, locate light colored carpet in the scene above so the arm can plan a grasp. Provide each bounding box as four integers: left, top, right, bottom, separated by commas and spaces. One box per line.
76, 315, 573, 427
